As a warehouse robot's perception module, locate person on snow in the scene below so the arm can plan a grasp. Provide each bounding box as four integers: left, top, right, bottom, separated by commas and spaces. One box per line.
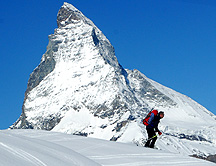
144, 110, 164, 148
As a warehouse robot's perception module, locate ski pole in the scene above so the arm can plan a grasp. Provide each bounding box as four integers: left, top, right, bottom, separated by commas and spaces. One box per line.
146, 134, 159, 141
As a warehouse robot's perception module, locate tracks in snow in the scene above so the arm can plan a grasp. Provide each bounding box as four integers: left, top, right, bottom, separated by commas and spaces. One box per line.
0, 142, 47, 166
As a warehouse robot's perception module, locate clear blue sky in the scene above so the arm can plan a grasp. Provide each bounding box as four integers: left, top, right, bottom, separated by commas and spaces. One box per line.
0, 0, 216, 129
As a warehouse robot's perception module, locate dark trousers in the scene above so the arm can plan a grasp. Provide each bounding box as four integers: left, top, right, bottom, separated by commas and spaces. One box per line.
145, 128, 157, 148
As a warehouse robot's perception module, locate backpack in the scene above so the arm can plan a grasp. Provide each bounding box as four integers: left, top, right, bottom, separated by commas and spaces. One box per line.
143, 109, 158, 126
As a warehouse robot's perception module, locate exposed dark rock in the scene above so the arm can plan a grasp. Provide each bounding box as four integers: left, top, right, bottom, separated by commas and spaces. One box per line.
73, 132, 88, 137
166, 133, 211, 143
191, 154, 216, 164
128, 115, 136, 121
25, 54, 56, 96
92, 28, 99, 46
10, 112, 33, 129
115, 121, 128, 132
110, 136, 121, 141
207, 154, 216, 163
57, 5, 80, 28
39, 115, 62, 130
100, 125, 107, 129
94, 103, 109, 117
11, 111, 62, 131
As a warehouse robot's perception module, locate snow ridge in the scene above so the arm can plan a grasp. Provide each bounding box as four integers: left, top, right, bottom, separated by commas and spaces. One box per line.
1, 130, 215, 166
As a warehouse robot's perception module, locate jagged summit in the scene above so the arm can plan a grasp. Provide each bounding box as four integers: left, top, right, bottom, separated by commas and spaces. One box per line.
56, 2, 120, 69
12, 2, 131, 131
11, 2, 216, 158
57, 2, 88, 28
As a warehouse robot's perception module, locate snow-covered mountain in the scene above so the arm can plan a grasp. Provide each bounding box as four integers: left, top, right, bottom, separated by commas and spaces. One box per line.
11, 2, 216, 159
1, 129, 215, 166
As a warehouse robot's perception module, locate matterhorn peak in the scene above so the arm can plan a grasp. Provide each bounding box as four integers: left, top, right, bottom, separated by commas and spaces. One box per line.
12, 2, 131, 131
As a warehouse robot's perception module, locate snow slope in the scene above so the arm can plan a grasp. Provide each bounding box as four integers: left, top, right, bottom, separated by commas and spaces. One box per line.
0, 129, 215, 166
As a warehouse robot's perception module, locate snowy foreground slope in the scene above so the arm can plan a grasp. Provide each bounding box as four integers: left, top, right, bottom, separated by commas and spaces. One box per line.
11, 2, 216, 158
0, 130, 215, 166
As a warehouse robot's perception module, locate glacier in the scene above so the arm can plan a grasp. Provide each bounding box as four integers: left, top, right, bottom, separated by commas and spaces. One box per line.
11, 2, 216, 159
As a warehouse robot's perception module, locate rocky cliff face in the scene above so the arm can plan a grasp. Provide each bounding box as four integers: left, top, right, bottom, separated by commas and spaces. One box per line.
11, 2, 216, 157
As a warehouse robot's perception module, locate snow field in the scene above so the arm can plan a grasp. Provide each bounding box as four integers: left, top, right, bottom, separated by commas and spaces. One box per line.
0, 129, 215, 166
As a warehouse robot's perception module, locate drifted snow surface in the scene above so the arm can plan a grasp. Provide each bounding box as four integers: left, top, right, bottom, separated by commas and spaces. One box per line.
0, 130, 215, 166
